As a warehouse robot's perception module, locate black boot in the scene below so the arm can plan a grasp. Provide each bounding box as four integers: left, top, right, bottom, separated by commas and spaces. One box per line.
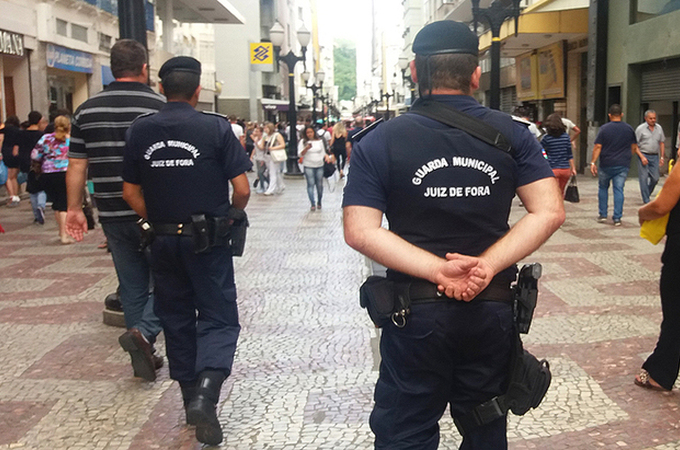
179, 381, 197, 425
185, 370, 225, 445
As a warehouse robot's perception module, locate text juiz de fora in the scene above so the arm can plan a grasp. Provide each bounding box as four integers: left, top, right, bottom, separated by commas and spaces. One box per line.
413, 156, 499, 198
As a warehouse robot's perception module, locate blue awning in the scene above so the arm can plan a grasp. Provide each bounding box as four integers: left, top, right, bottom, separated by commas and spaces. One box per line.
102, 65, 115, 86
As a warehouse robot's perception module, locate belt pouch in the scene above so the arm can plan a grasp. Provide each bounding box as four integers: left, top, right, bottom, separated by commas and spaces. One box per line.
225, 209, 249, 257
190, 214, 211, 254
212, 216, 231, 247
359, 276, 397, 328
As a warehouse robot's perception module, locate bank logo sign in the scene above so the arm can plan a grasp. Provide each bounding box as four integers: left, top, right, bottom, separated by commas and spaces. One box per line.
0, 30, 23, 57
250, 43, 273, 65
46, 43, 94, 74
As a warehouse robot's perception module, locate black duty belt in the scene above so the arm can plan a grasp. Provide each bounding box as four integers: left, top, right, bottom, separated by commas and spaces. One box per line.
403, 280, 512, 304
154, 223, 193, 236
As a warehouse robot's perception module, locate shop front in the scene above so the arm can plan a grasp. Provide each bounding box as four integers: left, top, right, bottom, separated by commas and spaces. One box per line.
0, 29, 30, 122
45, 43, 94, 114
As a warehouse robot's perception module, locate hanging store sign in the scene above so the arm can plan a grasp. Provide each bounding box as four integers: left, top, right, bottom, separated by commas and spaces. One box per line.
0, 30, 24, 57
46, 43, 94, 74
250, 42, 273, 65
537, 42, 565, 99
516, 52, 539, 101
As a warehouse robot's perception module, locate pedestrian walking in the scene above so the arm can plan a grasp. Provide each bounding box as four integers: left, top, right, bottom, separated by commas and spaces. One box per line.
635, 110, 665, 204
343, 20, 564, 449
122, 56, 252, 446
30, 115, 70, 242
65, 39, 165, 381
1, 115, 22, 207
259, 122, 286, 195
636, 162, 680, 391
590, 104, 644, 226
298, 125, 330, 211
250, 124, 269, 193
541, 113, 576, 196
330, 121, 348, 178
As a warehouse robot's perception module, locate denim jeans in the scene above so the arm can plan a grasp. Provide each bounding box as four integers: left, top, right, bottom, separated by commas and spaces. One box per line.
638, 153, 660, 204
29, 191, 46, 221
598, 165, 629, 221
102, 221, 162, 343
304, 166, 324, 207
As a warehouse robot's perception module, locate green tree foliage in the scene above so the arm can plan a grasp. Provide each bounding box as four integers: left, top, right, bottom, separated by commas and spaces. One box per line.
334, 41, 356, 101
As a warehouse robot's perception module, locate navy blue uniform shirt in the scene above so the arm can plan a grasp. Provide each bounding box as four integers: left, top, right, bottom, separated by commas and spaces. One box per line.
343, 95, 554, 282
122, 102, 252, 223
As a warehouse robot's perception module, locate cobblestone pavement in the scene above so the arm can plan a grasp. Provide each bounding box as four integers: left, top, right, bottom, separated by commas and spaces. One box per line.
0, 172, 679, 449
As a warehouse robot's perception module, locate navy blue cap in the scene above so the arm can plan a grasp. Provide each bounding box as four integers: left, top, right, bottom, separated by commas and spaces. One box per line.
412, 21, 479, 56
158, 56, 201, 80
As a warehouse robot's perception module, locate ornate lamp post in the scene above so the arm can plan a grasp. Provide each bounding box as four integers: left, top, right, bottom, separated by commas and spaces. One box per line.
470, 0, 522, 110
398, 55, 416, 106
301, 70, 325, 126
270, 21, 311, 176
381, 81, 397, 120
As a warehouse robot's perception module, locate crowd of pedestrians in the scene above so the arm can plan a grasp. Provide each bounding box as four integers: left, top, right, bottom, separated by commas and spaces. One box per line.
2, 24, 680, 449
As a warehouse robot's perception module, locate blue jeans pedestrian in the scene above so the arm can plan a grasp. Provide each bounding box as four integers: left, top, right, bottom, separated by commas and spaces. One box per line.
598, 165, 629, 221
304, 166, 324, 207
29, 191, 46, 222
102, 221, 162, 343
638, 153, 660, 204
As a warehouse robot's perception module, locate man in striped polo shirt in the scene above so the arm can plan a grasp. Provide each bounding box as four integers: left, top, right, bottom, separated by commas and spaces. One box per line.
65, 39, 165, 381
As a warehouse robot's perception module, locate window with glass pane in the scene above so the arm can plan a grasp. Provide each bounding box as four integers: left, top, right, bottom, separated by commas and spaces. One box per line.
56, 19, 68, 37
632, 0, 680, 23
72, 24, 88, 42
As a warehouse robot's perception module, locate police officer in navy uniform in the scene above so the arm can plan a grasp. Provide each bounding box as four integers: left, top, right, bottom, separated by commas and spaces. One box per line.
121, 56, 251, 446
343, 21, 565, 449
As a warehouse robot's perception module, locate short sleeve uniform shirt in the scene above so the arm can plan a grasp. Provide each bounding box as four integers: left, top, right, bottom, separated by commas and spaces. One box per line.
123, 102, 252, 224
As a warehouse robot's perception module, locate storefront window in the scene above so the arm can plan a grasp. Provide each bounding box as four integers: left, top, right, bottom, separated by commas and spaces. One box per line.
632, 0, 680, 23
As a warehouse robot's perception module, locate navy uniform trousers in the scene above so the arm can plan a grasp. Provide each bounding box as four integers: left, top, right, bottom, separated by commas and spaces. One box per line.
150, 235, 240, 382
371, 299, 514, 450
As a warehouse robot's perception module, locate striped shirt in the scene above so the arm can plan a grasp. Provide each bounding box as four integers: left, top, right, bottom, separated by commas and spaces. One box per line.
540, 132, 573, 170
69, 81, 165, 222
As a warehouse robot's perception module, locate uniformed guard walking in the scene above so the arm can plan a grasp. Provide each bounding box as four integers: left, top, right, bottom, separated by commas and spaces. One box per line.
121, 56, 252, 446
343, 21, 565, 449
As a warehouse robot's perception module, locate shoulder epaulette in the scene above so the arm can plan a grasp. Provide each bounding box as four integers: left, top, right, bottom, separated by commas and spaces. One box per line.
511, 115, 532, 128
202, 111, 228, 120
130, 111, 157, 125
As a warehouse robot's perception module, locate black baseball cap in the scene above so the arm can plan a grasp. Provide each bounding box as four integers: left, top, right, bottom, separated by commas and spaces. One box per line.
412, 20, 479, 56
158, 56, 201, 80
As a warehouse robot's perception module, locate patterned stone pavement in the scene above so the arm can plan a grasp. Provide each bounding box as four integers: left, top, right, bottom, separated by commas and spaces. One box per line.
0, 172, 679, 449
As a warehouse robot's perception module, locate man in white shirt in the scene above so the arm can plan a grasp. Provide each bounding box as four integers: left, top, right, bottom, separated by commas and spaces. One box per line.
229, 115, 245, 148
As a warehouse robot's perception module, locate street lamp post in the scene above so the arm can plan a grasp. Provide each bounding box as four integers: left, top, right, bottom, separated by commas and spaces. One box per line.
270, 21, 311, 176
381, 81, 397, 120
471, 0, 522, 110
398, 55, 416, 106
302, 70, 325, 126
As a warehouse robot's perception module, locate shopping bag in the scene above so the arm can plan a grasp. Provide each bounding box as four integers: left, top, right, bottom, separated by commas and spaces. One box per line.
640, 214, 669, 245
270, 149, 287, 162
564, 175, 579, 203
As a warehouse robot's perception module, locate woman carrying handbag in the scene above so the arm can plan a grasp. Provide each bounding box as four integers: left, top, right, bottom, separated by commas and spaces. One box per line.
259, 122, 286, 196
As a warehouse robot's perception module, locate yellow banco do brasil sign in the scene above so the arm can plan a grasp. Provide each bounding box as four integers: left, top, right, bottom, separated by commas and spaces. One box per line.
250, 43, 273, 65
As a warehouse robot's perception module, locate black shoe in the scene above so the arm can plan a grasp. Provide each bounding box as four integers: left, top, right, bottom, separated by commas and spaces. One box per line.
118, 328, 157, 381
253, 178, 259, 188
186, 370, 225, 445
104, 292, 123, 312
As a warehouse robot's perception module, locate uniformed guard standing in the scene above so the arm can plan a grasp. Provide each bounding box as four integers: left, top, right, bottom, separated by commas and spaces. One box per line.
343, 22, 565, 449
121, 56, 252, 446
